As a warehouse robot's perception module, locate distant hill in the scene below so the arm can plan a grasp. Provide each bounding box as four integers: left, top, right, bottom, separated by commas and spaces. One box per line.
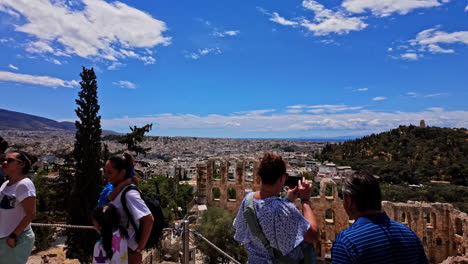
0, 109, 119, 135
319, 125, 468, 185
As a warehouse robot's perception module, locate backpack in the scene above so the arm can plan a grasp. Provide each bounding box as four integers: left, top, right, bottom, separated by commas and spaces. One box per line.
121, 185, 166, 248
243, 192, 316, 264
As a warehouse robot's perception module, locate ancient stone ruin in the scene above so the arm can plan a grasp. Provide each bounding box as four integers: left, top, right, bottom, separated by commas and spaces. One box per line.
196, 158, 468, 263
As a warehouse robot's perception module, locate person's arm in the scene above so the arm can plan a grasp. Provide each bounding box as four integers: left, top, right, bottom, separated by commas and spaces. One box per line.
108, 175, 141, 201
301, 200, 319, 243
298, 177, 319, 243
135, 214, 154, 252
7, 196, 36, 248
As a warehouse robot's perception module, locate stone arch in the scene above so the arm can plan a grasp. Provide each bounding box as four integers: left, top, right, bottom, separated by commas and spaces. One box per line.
212, 188, 221, 200
325, 209, 334, 224
244, 160, 255, 182
401, 212, 407, 223
228, 187, 237, 201
228, 160, 236, 181
213, 159, 222, 180
320, 178, 337, 199
431, 212, 437, 228
436, 238, 442, 245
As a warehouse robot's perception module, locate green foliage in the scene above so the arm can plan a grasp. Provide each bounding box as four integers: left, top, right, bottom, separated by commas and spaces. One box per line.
66, 67, 102, 262
381, 183, 468, 213
228, 188, 236, 200
319, 125, 468, 186
195, 207, 248, 264
139, 176, 194, 221
118, 124, 153, 156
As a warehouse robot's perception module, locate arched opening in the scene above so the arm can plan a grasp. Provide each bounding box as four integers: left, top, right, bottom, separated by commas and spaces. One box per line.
436, 238, 442, 246
228, 160, 236, 181
401, 212, 407, 223
431, 212, 437, 228
245, 161, 254, 182
228, 187, 236, 201
455, 218, 463, 236
212, 188, 221, 200
325, 184, 333, 198
325, 209, 334, 224
213, 160, 221, 180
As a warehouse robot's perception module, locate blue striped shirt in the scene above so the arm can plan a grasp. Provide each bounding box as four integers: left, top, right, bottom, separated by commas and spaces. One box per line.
331, 212, 428, 264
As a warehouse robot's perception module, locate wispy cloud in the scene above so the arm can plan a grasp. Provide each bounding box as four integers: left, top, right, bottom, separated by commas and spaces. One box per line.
396, 27, 468, 60
0, 0, 170, 64
465, 4, 468, 12
101, 108, 468, 135
213, 30, 240, 37
401, 53, 420, 60
372, 96, 386, 101
300, 0, 368, 36
353, 88, 368, 92
8, 64, 18, 70
287, 104, 363, 113
424, 93, 449, 97
107, 62, 125, 70
342, 0, 448, 17
270, 12, 299, 26
113, 80, 137, 89
0, 71, 78, 88
186, 47, 222, 60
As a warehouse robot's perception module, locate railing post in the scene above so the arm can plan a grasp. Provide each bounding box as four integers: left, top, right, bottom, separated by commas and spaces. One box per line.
182, 220, 190, 264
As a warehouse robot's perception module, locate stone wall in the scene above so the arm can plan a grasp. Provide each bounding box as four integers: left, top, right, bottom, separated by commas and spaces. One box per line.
196, 158, 468, 263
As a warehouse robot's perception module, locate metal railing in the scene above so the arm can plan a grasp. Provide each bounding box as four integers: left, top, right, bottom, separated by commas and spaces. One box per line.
31, 222, 242, 264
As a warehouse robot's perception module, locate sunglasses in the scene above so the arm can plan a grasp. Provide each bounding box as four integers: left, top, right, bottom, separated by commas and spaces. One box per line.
0, 158, 23, 164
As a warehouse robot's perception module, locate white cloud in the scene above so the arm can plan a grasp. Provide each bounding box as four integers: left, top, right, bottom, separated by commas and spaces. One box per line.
0, 0, 170, 64
0, 71, 78, 88
270, 12, 299, 26
101, 108, 468, 134
113, 80, 136, 89
407, 92, 418, 97
286, 109, 303, 114
300, 0, 368, 36
287, 104, 307, 109
465, 4, 468, 12
401, 53, 420, 60
411, 28, 468, 54
213, 30, 240, 37
107, 62, 125, 70
342, 0, 447, 17
186, 47, 222, 60
424, 93, 449, 97
353, 88, 368, 92
8, 64, 18, 70
372, 96, 386, 101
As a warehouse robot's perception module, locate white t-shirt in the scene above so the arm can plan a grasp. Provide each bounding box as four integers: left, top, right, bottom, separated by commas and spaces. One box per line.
0, 178, 36, 238
93, 230, 128, 264
111, 185, 151, 250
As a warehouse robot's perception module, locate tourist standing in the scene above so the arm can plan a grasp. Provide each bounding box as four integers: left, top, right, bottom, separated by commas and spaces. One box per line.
233, 153, 319, 263
0, 150, 37, 264
0, 136, 9, 187
331, 172, 428, 264
104, 153, 153, 264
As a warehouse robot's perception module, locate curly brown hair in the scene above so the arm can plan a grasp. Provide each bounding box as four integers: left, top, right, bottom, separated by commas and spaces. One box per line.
258, 152, 286, 185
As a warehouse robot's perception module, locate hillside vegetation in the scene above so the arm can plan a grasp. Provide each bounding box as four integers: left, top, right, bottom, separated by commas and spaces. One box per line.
319, 125, 468, 186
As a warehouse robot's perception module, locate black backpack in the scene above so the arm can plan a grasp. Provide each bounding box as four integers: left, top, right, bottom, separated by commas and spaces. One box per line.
121, 185, 165, 248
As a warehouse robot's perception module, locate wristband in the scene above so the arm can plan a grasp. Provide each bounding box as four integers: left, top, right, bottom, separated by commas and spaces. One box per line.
9, 233, 17, 239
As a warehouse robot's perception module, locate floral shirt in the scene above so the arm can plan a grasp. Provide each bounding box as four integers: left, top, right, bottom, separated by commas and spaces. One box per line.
93, 230, 128, 264
233, 192, 310, 263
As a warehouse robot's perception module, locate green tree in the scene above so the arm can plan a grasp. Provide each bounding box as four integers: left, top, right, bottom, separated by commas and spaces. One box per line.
66, 67, 102, 262
118, 124, 153, 157
195, 207, 247, 264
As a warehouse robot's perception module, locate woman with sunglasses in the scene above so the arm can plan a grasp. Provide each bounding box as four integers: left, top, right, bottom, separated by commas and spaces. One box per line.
0, 150, 37, 264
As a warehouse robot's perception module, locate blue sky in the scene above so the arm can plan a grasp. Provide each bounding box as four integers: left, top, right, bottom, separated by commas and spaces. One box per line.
0, 0, 467, 138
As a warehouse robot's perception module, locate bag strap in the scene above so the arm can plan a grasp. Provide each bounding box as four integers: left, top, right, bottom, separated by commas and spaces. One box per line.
243, 192, 298, 264
121, 185, 142, 235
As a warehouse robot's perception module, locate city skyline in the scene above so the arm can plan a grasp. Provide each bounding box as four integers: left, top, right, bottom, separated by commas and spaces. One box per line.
0, 0, 467, 138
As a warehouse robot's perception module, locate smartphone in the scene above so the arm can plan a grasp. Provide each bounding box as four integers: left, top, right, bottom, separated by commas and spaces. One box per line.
285, 175, 301, 188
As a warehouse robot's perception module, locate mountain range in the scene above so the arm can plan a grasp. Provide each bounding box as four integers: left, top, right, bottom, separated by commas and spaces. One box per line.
0, 108, 119, 135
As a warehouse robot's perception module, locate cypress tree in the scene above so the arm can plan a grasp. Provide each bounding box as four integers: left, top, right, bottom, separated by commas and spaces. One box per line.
66, 67, 102, 262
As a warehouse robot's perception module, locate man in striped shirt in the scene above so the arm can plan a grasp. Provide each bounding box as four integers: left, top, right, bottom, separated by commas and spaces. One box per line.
331, 172, 428, 264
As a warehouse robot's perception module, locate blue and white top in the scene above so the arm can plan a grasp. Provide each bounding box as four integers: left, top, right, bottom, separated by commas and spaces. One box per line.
233, 193, 310, 263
